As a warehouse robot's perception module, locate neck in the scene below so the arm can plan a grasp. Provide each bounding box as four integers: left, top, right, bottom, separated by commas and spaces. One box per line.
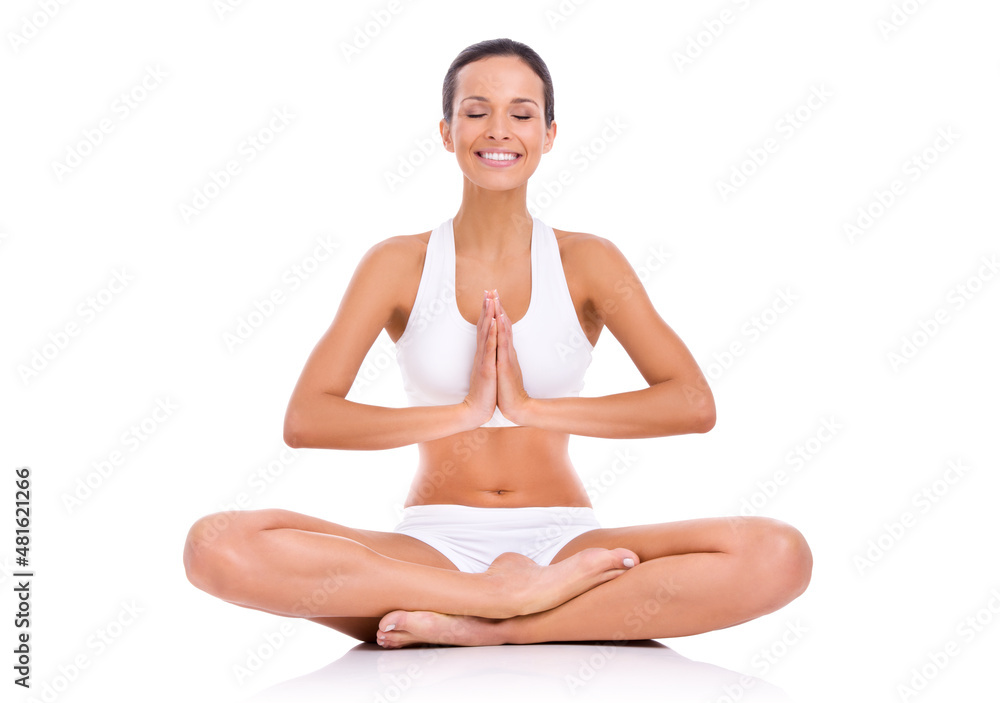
452, 178, 533, 259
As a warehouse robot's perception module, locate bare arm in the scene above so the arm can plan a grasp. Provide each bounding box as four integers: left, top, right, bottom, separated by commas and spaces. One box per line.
513, 234, 715, 438
517, 380, 712, 439
285, 396, 476, 451
282, 236, 482, 450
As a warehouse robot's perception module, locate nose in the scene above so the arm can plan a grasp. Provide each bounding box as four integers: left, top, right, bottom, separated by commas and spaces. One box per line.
485, 112, 511, 141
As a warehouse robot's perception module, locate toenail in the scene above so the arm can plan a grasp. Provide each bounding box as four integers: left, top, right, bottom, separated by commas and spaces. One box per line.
624, 558, 635, 568
384, 624, 396, 632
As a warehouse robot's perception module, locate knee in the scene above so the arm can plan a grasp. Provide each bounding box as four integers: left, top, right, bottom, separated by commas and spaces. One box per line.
739, 517, 812, 607
743, 517, 813, 602
183, 509, 276, 598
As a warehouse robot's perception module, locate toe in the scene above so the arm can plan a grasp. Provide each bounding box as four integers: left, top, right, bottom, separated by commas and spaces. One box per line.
378, 610, 407, 635
612, 547, 640, 569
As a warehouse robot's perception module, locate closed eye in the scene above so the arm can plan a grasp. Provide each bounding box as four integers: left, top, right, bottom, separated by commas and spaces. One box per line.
467, 114, 532, 120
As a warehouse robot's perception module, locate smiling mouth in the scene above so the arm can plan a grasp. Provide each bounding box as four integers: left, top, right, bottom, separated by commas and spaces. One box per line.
476, 151, 522, 166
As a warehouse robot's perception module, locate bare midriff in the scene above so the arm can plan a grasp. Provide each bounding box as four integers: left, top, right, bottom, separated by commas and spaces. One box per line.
391, 227, 597, 509
403, 426, 593, 508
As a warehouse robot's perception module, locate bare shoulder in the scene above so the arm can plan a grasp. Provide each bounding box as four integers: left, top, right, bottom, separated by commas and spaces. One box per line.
366, 229, 430, 268
365, 229, 432, 340
551, 226, 632, 293
354, 229, 431, 293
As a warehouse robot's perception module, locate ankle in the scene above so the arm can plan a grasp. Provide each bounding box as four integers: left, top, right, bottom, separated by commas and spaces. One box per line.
494, 614, 531, 645
476, 571, 525, 619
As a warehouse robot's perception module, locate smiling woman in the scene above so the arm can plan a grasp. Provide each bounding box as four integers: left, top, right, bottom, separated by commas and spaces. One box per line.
182, 37, 812, 650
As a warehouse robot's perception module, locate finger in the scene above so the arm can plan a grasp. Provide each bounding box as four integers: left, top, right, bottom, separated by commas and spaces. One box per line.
495, 295, 507, 329
479, 290, 494, 327
481, 296, 494, 343
495, 296, 508, 347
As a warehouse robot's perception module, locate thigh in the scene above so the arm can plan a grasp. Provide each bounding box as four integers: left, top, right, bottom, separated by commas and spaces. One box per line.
548, 515, 777, 563
221, 507, 460, 570
210, 508, 460, 643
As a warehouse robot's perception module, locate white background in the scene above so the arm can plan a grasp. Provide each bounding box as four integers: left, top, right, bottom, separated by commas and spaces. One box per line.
2, 1, 998, 701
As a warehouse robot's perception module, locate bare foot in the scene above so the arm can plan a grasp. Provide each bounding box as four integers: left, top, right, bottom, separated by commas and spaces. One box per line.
476, 547, 639, 619
483, 547, 638, 618
376, 610, 505, 649
376, 548, 639, 647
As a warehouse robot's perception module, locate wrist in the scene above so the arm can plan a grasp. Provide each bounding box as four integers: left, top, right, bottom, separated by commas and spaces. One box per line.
511, 395, 538, 427
459, 399, 491, 430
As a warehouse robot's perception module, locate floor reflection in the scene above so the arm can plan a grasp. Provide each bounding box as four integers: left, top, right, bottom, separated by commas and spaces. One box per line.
245, 639, 791, 703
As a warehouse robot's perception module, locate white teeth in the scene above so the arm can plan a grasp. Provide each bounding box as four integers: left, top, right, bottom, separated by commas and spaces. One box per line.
479, 152, 518, 161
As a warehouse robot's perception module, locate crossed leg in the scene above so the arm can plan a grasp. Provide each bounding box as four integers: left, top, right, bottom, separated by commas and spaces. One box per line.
375, 515, 813, 648
182, 508, 638, 641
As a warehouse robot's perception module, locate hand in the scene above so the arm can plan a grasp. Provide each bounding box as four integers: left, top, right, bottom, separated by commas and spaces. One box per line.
462, 289, 499, 425
493, 291, 532, 424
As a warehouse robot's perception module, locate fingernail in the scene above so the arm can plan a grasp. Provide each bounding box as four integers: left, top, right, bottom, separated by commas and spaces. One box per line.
623, 558, 635, 568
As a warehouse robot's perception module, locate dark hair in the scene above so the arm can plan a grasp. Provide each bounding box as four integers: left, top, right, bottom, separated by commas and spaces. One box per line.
442, 38, 555, 129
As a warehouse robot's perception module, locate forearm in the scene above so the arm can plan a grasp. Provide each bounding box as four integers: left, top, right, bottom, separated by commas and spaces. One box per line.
518, 378, 716, 439
284, 394, 477, 450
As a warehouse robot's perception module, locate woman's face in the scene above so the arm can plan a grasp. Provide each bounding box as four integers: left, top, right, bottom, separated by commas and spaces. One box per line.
441, 55, 556, 191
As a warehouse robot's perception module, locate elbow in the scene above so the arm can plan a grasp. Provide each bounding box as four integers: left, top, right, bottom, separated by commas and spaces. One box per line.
669, 374, 715, 434
691, 399, 716, 434
283, 409, 307, 449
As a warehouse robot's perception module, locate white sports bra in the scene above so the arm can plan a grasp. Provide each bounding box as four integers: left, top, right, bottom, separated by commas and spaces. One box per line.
394, 216, 594, 427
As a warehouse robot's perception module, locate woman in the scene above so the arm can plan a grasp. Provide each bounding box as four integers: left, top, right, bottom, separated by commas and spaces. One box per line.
183, 38, 812, 649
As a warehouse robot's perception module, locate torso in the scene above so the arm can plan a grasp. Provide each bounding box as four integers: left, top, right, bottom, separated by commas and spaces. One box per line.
385, 226, 603, 509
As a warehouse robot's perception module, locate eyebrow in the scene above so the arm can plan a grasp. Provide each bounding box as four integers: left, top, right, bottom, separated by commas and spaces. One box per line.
460, 96, 539, 108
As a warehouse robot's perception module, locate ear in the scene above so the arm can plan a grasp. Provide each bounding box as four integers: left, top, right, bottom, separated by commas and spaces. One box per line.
440, 118, 454, 153
542, 120, 557, 154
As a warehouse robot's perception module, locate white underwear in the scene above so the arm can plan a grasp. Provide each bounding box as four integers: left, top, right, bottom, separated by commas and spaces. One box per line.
393, 504, 603, 574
